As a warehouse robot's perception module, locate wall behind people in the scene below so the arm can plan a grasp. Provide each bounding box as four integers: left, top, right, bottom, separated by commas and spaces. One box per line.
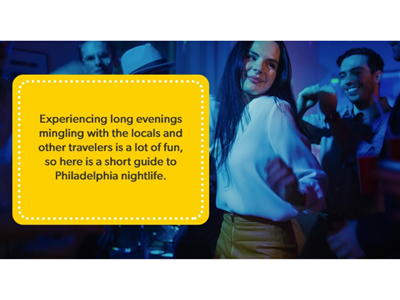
4, 41, 175, 76
10, 41, 81, 72
285, 41, 321, 97
175, 41, 236, 96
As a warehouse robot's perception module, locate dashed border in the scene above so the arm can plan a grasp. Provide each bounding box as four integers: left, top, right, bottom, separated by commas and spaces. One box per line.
15, 76, 207, 223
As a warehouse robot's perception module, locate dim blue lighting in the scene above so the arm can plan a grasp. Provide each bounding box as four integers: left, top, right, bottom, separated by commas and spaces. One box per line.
161, 253, 174, 258
150, 250, 164, 255
331, 78, 339, 84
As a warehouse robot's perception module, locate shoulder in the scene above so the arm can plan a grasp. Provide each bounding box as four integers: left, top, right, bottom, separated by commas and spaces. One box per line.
274, 97, 292, 112
250, 96, 291, 112
248, 97, 296, 126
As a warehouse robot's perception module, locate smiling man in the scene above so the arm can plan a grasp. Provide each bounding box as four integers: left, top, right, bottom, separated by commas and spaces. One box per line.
296, 48, 392, 258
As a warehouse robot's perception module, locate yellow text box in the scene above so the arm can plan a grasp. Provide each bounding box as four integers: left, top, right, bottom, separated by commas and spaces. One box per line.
13, 75, 209, 225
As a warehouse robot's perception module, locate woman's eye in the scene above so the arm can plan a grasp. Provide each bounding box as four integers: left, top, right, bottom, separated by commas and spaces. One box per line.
268, 63, 276, 69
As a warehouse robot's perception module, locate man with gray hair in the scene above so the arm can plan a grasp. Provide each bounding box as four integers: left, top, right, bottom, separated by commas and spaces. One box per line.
79, 41, 116, 74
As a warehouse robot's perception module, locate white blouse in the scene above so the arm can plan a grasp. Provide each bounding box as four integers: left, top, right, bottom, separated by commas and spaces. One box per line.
210, 96, 327, 221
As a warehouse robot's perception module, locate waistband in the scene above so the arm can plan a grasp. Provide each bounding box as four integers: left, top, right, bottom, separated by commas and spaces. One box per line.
223, 211, 291, 225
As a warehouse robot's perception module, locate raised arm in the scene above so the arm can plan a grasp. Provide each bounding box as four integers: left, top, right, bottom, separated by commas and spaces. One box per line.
298, 84, 388, 160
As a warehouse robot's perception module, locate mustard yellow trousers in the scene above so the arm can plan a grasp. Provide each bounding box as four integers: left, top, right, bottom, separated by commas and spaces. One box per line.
215, 212, 298, 259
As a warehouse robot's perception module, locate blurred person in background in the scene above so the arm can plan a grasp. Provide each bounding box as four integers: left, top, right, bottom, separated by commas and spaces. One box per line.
79, 41, 117, 75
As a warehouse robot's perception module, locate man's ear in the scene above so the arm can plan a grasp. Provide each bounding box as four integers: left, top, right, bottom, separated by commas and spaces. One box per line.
375, 70, 383, 83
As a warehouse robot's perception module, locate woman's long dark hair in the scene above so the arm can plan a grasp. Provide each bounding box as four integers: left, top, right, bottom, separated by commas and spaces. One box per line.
213, 41, 303, 171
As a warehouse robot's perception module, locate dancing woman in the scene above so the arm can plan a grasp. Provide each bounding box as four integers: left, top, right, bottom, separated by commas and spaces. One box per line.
211, 41, 327, 258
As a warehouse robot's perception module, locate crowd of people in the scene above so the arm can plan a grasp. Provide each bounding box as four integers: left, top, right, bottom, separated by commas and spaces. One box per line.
0, 41, 399, 258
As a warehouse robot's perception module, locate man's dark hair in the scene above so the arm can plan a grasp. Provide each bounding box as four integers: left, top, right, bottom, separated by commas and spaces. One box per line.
336, 47, 384, 74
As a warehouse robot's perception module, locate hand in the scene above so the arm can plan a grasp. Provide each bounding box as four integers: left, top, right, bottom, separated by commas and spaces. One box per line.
327, 220, 366, 258
266, 157, 304, 206
297, 84, 320, 116
318, 85, 338, 116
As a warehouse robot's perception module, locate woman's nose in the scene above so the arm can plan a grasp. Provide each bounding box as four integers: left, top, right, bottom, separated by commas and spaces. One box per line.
253, 61, 263, 73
